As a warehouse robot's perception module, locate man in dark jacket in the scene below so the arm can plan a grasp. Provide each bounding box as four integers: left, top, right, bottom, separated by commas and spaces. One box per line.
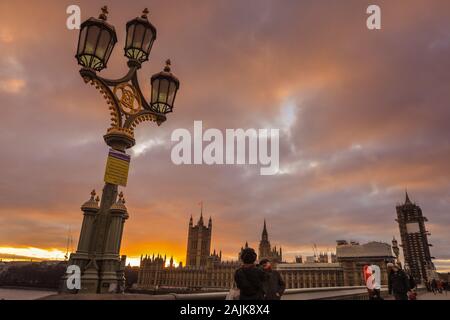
234, 248, 267, 300
260, 259, 286, 300
407, 272, 417, 291
387, 263, 409, 300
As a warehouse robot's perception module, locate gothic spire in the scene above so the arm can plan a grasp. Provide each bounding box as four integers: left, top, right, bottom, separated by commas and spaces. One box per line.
405, 190, 412, 205
262, 219, 268, 240
198, 201, 204, 225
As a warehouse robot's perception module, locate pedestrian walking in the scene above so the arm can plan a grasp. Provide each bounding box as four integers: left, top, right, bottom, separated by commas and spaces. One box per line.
259, 259, 285, 300
387, 263, 409, 300
431, 278, 437, 295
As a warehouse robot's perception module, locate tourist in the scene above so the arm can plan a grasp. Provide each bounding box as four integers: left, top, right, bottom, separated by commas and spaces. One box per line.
425, 280, 431, 292
408, 289, 417, 300
234, 247, 266, 300
259, 259, 286, 300
406, 272, 417, 300
437, 279, 444, 294
431, 278, 437, 294
407, 272, 416, 291
387, 263, 409, 300
369, 269, 383, 300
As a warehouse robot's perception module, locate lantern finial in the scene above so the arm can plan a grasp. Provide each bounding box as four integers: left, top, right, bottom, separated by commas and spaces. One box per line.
99, 6, 109, 20
141, 8, 149, 19
164, 59, 171, 72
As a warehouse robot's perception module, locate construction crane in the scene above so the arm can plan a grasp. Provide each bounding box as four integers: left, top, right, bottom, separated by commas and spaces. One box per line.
64, 227, 74, 261
312, 243, 318, 262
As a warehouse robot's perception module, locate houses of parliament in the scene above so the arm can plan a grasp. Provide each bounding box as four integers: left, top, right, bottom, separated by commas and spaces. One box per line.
137, 211, 240, 289
136, 193, 436, 291
137, 211, 344, 290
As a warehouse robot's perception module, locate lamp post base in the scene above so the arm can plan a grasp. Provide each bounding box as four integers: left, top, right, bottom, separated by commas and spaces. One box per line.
104, 128, 135, 151
61, 178, 129, 294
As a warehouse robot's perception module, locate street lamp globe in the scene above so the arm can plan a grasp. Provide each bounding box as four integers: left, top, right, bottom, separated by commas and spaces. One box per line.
150, 59, 180, 114
124, 8, 157, 64
76, 6, 117, 71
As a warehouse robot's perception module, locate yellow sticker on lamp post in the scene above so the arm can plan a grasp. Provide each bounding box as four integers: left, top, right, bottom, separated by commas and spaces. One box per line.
104, 149, 131, 186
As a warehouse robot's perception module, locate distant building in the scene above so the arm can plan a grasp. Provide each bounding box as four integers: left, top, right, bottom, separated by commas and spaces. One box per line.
137, 254, 239, 290
138, 217, 349, 291
186, 211, 212, 267
318, 252, 328, 263
330, 253, 337, 263
395, 192, 435, 283
336, 240, 395, 286
276, 263, 344, 289
137, 212, 240, 290
238, 221, 282, 264
138, 214, 400, 291
258, 220, 282, 263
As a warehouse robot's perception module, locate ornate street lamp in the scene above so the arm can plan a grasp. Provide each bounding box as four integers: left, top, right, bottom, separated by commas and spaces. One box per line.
76, 6, 117, 71
66, 7, 180, 294
124, 8, 157, 63
151, 59, 180, 114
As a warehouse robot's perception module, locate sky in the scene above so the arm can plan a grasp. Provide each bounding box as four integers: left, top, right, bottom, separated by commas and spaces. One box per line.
0, 0, 449, 272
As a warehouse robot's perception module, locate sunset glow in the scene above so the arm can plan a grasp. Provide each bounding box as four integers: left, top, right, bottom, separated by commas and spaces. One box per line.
0, 247, 66, 261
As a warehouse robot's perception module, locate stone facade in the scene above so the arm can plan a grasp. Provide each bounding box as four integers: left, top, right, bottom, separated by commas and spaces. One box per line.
138, 213, 240, 290
186, 212, 212, 267
276, 263, 344, 288
138, 217, 347, 290
137, 215, 399, 291
336, 240, 395, 286
137, 253, 240, 290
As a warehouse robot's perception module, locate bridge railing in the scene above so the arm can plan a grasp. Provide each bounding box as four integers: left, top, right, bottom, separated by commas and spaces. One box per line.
158, 285, 427, 300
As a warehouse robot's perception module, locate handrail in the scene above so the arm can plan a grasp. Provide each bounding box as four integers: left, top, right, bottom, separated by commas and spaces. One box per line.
171, 286, 388, 300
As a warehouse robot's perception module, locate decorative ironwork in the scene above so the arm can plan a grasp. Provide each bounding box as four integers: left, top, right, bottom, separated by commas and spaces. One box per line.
80, 62, 166, 139
113, 83, 142, 116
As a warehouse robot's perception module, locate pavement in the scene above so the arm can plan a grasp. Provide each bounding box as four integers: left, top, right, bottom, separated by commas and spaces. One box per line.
41, 293, 174, 300
0, 288, 57, 300
418, 291, 450, 300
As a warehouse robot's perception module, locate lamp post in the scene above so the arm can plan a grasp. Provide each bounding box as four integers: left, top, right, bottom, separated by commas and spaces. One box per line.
65, 6, 180, 294
392, 236, 401, 268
